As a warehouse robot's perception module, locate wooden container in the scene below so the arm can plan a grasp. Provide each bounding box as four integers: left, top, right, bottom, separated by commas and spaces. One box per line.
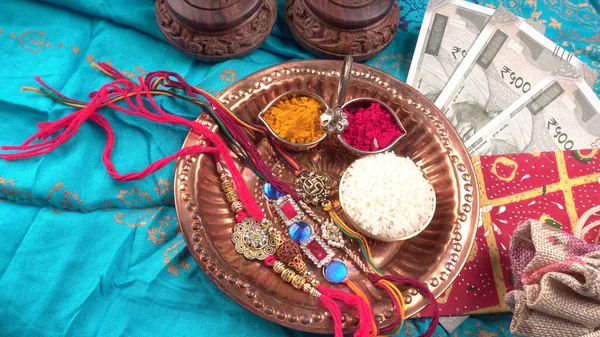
155, 0, 277, 61
284, 0, 400, 61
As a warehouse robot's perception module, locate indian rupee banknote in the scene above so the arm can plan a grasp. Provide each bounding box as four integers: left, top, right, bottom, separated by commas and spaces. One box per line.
466, 62, 600, 155
434, 7, 573, 143
406, 0, 494, 101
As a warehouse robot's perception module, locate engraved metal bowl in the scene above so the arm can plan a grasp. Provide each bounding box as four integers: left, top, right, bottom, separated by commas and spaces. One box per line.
338, 160, 436, 242
257, 90, 328, 151
337, 98, 408, 156
174, 60, 479, 334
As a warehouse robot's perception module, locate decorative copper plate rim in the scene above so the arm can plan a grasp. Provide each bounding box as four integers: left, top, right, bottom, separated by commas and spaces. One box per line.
174, 60, 479, 334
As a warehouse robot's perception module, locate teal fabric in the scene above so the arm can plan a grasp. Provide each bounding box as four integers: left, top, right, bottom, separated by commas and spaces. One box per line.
0, 0, 597, 336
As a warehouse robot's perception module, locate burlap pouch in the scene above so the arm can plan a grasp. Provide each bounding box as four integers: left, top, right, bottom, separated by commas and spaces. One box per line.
505, 220, 600, 337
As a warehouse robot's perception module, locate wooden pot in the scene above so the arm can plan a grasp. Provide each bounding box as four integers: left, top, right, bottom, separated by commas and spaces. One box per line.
284, 0, 400, 61
155, 0, 277, 62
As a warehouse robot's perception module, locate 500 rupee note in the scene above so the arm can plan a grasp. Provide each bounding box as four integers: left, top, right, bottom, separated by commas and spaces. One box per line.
466, 62, 600, 155
407, 0, 494, 101
434, 7, 573, 143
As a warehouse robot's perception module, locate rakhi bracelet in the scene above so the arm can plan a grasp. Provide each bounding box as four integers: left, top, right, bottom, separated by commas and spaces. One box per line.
218, 159, 380, 337
264, 168, 371, 275
267, 189, 407, 335
297, 199, 372, 274
266, 170, 386, 277
136, 64, 406, 335
268, 192, 383, 337
216, 164, 376, 337
216, 163, 322, 291
259, 144, 441, 335
269, 192, 352, 284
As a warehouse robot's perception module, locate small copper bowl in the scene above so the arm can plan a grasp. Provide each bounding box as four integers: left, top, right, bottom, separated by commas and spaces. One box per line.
337, 98, 407, 156
338, 158, 436, 242
258, 90, 329, 151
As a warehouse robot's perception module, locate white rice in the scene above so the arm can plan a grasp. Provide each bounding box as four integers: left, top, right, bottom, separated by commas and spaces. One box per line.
340, 152, 436, 241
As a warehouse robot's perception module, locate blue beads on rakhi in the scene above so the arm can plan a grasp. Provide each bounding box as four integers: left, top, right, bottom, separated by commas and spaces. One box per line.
289, 221, 312, 243
263, 182, 283, 200
324, 260, 348, 283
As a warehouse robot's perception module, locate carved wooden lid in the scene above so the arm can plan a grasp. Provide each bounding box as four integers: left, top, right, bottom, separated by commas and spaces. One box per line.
165, 0, 261, 30
304, 0, 394, 29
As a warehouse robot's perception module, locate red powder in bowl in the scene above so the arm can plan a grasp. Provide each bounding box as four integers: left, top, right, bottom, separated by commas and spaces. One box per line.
341, 102, 404, 151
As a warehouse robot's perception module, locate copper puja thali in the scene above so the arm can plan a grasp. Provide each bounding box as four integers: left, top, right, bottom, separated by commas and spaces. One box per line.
174, 60, 479, 334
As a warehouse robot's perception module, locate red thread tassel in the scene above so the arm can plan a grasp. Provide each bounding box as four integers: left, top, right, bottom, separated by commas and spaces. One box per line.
0, 77, 264, 220
318, 285, 375, 337
345, 280, 377, 336
317, 294, 344, 337
368, 273, 439, 337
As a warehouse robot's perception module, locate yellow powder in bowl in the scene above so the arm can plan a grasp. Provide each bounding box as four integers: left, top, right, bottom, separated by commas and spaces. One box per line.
263, 95, 325, 144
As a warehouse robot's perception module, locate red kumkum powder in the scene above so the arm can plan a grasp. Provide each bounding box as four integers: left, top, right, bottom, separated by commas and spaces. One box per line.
341, 103, 404, 151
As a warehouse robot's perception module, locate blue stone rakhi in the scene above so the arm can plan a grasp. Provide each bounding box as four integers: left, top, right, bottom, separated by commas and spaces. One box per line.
263, 182, 283, 200
269, 194, 351, 286
289, 221, 313, 243
323, 259, 349, 284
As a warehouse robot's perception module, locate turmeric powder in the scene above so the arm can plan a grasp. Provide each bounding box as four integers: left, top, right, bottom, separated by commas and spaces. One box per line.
262, 95, 325, 144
